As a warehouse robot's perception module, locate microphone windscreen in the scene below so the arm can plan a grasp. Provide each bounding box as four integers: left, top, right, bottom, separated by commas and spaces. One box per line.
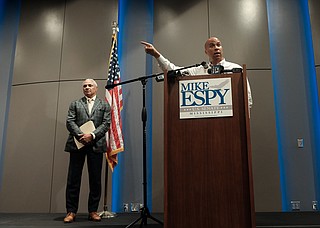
201, 61, 208, 69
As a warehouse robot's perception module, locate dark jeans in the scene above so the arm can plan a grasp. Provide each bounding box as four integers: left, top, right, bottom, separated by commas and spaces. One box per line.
66, 147, 103, 213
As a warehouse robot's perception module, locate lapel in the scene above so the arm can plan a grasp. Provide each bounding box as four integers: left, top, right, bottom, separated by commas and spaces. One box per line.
80, 96, 100, 117
90, 98, 100, 115
80, 97, 90, 116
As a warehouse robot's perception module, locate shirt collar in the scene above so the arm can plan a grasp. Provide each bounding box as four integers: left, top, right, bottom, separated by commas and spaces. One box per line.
209, 58, 226, 66
86, 95, 96, 101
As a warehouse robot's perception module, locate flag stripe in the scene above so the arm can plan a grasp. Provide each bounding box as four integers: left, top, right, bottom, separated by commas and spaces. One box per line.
105, 31, 124, 172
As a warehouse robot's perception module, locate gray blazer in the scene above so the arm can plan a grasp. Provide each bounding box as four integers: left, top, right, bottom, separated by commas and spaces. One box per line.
65, 96, 111, 153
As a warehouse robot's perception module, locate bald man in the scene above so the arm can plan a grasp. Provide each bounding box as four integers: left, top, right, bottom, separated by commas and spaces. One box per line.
64, 79, 111, 223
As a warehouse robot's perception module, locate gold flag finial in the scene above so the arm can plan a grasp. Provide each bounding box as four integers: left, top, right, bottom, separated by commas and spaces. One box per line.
112, 21, 119, 34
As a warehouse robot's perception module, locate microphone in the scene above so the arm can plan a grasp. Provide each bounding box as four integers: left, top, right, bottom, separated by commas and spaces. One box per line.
155, 74, 165, 82
208, 65, 224, 74
222, 68, 242, 73
207, 66, 242, 74
155, 61, 207, 82
201, 61, 208, 69
156, 69, 181, 82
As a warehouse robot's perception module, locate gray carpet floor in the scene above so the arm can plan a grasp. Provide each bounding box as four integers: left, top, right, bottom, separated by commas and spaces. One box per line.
1, 212, 320, 227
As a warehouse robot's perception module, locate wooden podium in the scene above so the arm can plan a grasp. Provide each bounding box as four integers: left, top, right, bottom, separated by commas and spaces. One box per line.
163, 67, 255, 228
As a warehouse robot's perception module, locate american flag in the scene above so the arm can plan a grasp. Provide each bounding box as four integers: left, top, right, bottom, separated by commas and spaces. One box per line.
105, 32, 124, 171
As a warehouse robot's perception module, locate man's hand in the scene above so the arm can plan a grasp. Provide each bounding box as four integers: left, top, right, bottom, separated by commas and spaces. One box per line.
78, 133, 93, 145
141, 41, 161, 58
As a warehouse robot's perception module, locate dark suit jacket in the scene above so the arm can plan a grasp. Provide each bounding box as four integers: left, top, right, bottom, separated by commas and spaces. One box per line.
65, 96, 111, 153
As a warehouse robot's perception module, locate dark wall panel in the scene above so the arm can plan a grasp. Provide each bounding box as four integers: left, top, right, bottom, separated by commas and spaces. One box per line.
13, 0, 65, 85
208, 0, 270, 68
0, 0, 117, 213
0, 84, 59, 212
60, 0, 117, 80
248, 70, 282, 211
309, 0, 320, 65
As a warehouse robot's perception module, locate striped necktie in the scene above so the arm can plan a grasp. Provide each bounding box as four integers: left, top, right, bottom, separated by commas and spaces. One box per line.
88, 98, 94, 114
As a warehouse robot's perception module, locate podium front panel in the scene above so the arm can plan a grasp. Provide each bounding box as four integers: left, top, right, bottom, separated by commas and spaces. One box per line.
164, 73, 255, 228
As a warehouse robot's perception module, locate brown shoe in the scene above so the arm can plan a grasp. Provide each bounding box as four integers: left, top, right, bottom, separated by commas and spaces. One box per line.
64, 212, 76, 223
88, 212, 101, 222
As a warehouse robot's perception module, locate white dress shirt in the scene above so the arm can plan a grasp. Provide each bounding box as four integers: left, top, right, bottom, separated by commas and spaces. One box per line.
86, 95, 96, 114
156, 55, 253, 108
86, 95, 96, 139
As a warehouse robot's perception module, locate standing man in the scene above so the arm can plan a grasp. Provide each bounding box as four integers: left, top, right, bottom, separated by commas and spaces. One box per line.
141, 37, 252, 108
64, 79, 111, 223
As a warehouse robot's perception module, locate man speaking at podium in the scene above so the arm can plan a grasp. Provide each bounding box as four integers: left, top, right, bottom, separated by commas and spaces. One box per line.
141, 36, 252, 108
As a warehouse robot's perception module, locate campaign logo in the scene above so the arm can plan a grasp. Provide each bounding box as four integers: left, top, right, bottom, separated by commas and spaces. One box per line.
179, 78, 233, 119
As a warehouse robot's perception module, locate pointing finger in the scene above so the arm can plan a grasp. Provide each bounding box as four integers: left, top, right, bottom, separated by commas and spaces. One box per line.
140, 41, 152, 47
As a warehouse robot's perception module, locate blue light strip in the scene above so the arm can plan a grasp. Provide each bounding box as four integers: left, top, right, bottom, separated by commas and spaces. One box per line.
300, 0, 320, 204
111, 0, 154, 212
0, 0, 5, 23
266, 0, 320, 211
146, 0, 154, 212
266, 0, 288, 211
0, 0, 21, 191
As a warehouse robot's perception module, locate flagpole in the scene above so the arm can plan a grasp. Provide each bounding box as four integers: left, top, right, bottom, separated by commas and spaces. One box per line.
99, 161, 116, 218
99, 21, 120, 219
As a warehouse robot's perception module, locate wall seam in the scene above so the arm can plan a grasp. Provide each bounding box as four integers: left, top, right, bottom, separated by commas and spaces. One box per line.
48, 0, 67, 213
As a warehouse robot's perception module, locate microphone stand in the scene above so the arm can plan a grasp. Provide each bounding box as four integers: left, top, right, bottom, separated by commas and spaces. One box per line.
106, 62, 203, 227
154, 62, 204, 82
106, 71, 164, 227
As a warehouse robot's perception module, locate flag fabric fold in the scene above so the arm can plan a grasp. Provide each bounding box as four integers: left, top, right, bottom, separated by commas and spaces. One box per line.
105, 31, 124, 172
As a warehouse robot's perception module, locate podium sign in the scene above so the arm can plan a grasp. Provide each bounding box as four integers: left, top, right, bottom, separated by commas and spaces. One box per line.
179, 77, 233, 119
164, 69, 255, 228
